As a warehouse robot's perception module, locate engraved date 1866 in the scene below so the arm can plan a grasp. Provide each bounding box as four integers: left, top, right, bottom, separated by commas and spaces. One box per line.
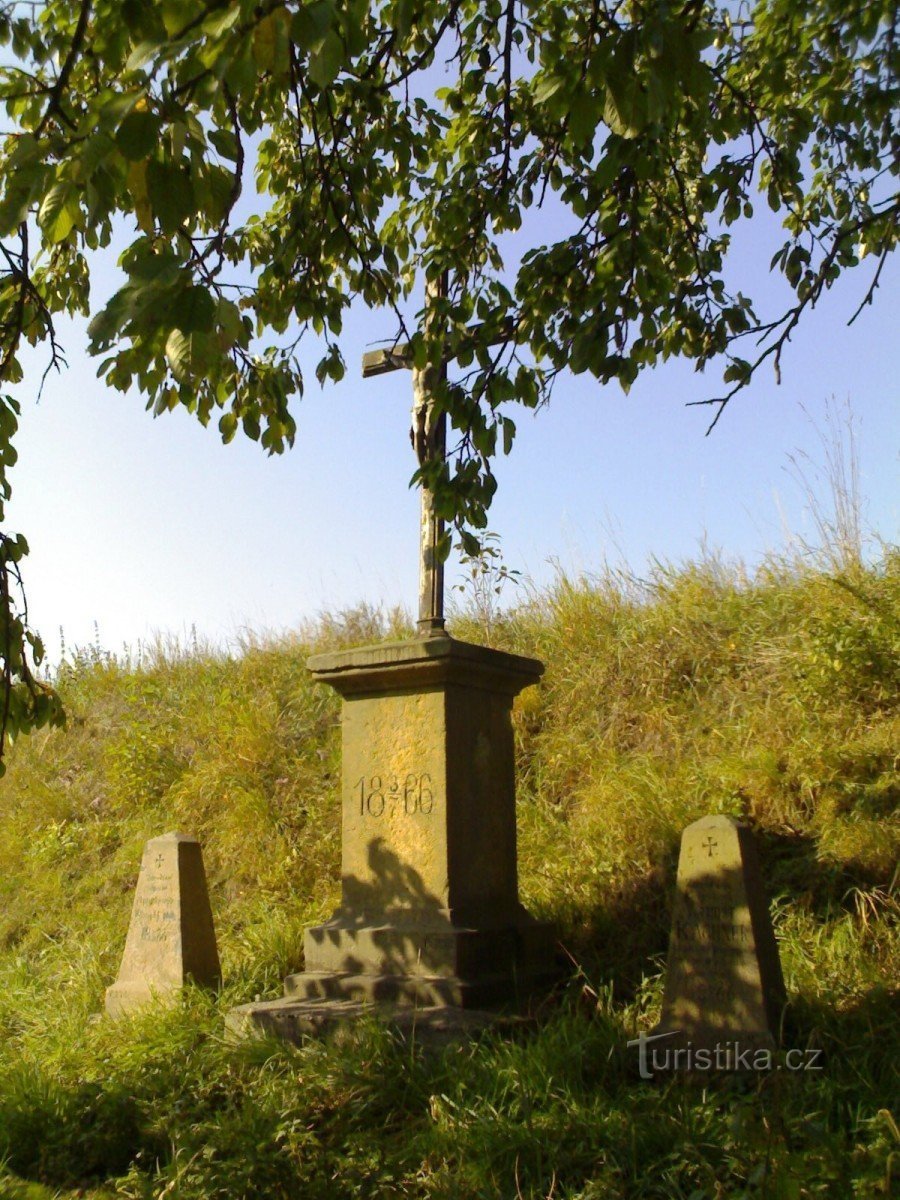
355, 773, 434, 817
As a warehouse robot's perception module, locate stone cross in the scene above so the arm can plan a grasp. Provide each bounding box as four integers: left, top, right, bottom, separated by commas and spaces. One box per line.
362, 273, 449, 636
226, 304, 556, 1040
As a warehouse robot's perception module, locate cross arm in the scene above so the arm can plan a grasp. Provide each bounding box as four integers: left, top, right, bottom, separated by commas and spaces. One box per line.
361, 318, 517, 378
361, 344, 411, 378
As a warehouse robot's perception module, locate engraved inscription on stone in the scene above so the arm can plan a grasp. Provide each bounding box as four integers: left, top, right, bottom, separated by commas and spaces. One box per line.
354, 772, 435, 818
656, 815, 786, 1050
105, 832, 220, 1017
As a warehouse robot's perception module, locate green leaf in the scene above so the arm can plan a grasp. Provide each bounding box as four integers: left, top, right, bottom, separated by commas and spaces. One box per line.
291, 1, 336, 50
146, 160, 196, 233
170, 285, 216, 334
568, 91, 600, 149
569, 321, 608, 375
604, 34, 647, 138
125, 159, 153, 232
125, 40, 162, 72
115, 110, 161, 161
209, 127, 239, 162
723, 358, 751, 384
604, 72, 646, 138
534, 72, 567, 105
253, 10, 290, 72
202, 5, 240, 37
389, 0, 415, 37
38, 182, 80, 243
308, 29, 345, 87
216, 298, 246, 349
0, 142, 45, 235
160, 0, 191, 36
218, 411, 238, 442
165, 328, 213, 383
202, 163, 236, 223
459, 530, 481, 557
315, 345, 345, 385
0, 185, 33, 236
645, 66, 672, 125
341, 0, 369, 56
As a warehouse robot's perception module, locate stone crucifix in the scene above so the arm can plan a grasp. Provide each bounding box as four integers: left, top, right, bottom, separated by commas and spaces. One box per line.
228, 285, 554, 1038
362, 273, 449, 637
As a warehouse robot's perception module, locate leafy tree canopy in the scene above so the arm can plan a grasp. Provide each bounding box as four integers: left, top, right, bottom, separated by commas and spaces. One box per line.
0, 0, 897, 763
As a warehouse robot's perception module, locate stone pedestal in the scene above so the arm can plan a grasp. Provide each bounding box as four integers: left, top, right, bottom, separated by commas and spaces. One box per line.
228, 636, 556, 1039
652, 815, 786, 1062
106, 833, 221, 1017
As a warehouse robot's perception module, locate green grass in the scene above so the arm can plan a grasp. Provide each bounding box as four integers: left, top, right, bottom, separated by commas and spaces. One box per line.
0, 555, 897, 1199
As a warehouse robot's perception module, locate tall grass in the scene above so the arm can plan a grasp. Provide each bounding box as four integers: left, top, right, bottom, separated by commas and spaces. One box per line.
0, 547, 897, 1198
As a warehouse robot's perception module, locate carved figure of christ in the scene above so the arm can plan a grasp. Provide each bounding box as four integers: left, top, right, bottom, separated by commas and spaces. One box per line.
362, 274, 448, 636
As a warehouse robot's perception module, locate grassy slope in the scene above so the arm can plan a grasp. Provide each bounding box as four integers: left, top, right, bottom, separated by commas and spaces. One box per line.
0, 557, 897, 1199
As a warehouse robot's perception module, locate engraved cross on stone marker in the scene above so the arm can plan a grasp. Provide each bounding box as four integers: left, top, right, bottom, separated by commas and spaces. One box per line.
362, 273, 449, 636
703, 836, 718, 858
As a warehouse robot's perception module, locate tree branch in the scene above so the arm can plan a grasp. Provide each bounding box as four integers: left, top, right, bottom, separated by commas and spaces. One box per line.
35, 0, 91, 136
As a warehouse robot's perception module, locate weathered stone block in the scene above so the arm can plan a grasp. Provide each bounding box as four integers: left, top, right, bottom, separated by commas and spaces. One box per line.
654, 815, 786, 1054
105, 833, 220, 1017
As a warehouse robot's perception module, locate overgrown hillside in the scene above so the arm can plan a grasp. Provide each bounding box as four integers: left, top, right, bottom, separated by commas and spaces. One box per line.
0, 552, 897, 1199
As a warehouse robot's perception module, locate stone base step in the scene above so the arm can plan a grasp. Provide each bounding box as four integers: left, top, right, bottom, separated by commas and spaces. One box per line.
225, 997, 535, 1047
303, 917, 557, 980
282, 968, 546, 1009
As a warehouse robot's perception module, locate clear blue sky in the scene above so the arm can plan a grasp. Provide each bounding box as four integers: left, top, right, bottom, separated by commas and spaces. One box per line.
7, 201, 898, 662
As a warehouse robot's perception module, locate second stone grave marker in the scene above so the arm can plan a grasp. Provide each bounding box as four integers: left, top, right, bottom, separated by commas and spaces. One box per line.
653, 814, 786, 1060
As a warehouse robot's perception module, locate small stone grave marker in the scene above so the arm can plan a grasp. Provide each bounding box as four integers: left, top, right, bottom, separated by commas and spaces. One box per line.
106, 833, 220, 1017
654, 815, 786, 1057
